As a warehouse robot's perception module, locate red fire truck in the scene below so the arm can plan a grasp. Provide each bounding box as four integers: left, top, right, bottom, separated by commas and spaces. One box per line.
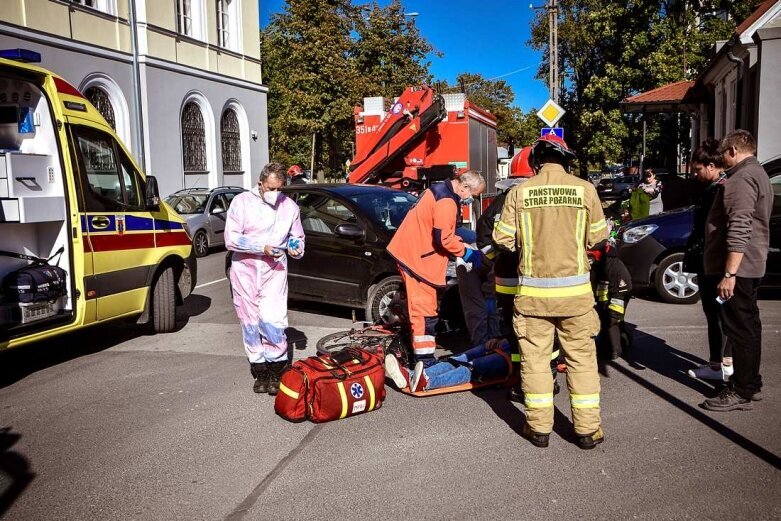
348, 86, 498, 225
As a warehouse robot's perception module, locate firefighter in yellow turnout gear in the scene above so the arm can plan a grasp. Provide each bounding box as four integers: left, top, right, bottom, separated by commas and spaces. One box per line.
492, 135, 609, 449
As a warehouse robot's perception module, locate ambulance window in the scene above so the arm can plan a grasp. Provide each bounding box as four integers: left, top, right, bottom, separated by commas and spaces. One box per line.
117, 148, 144, 210
70, 126, 143, 212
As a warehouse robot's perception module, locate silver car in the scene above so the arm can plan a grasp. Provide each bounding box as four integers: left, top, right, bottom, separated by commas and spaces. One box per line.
166, 186, 245, 257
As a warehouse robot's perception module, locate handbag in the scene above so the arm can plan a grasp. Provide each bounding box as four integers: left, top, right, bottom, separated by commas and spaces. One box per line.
275, 347, 386, 423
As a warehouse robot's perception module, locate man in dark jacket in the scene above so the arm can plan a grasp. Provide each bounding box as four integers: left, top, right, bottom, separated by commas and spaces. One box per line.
702, 130, 773, 411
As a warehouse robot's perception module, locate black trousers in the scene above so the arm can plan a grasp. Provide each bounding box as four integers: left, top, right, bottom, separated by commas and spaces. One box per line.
698, 274, 729, 363
719, 277, 763, 398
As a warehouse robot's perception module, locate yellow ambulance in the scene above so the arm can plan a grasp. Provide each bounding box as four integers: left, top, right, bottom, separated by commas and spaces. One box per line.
0, 49, 196, 350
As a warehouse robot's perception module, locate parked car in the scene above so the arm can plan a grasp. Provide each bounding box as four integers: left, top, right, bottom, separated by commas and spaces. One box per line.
224, 184, 462, 323
166, 186, 245, 257
617, 158, 781, 304
597, 175, 640, 199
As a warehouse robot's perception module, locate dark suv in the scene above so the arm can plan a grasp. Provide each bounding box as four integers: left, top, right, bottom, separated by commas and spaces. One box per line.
617, 158, 781, 304
166, 186, 245, 257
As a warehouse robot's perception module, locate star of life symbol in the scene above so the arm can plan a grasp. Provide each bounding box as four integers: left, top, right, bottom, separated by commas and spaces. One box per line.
350, 382, 364, 399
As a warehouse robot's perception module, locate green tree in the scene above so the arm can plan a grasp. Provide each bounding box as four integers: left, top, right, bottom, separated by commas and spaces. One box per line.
528, 0, 761, 175
261, 0, 437, 178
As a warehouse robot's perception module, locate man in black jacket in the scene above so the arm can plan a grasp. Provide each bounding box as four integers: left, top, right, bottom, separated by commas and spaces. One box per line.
702, 130, 773, 411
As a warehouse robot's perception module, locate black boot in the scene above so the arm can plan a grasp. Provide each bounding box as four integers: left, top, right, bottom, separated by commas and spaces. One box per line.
267, 361, 287, 396
251, 363, 269, 394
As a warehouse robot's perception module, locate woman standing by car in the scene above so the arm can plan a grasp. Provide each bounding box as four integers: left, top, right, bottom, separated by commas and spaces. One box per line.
639, 169, 664, 215
683, 139, 731, 382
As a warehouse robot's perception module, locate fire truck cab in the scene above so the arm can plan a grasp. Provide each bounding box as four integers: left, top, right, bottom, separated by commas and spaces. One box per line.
0, 49, 196, 351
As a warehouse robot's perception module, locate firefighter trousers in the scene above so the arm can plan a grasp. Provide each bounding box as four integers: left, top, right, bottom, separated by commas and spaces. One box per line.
399, 268, 438, 364
514, 309, 601, 435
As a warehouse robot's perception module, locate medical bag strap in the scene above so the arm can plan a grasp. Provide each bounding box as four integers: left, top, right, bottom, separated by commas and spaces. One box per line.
0, 246, 59, 264
0, 246, 64, 265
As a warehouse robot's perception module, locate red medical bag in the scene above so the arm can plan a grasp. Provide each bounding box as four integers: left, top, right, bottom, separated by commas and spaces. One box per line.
274, 347, 386, 423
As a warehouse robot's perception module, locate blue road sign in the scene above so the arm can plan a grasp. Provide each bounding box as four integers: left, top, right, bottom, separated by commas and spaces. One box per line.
541, 127, 564, 139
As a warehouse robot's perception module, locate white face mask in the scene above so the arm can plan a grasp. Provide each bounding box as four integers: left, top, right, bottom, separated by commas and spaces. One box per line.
262, 190, 280, 206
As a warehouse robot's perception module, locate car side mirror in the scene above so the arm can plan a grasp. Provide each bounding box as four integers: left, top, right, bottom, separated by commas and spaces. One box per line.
145, 175, 161, 209
335, 223, 365, 239
211, 206, 225, 214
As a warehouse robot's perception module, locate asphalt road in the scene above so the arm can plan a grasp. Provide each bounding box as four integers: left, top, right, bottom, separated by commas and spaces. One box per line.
1, 251, 780, 520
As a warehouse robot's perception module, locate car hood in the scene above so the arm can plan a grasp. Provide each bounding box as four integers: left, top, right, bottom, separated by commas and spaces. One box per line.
625, 205, 694, 228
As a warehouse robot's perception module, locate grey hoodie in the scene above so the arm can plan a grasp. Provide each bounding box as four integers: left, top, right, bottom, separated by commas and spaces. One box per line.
704, 156, 773, 277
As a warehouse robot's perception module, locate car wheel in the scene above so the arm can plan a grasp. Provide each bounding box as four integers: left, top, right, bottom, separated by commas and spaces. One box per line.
654, 252, 700, 304
365, 276, 403, 323
152, 267, 176, 333
193, 230, 209, 258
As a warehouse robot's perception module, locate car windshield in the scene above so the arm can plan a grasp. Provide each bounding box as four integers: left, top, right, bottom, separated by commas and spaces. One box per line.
166, 194, 208, 214
348, 191, 417, 232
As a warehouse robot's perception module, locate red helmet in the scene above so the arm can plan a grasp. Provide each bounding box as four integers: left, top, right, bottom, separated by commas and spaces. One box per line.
287, 164, 303, 176
509, 146, 534, 178
530, 134, 576, 168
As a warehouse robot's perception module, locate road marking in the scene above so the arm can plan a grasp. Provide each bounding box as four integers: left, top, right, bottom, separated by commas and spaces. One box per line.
195, 277, 227, 289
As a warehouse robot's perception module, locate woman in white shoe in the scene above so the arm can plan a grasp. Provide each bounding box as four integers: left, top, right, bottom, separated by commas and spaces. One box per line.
684, 139, 732, 382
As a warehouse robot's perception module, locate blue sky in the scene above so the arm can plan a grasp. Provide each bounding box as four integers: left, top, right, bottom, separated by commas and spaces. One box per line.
259, 0, 551, 112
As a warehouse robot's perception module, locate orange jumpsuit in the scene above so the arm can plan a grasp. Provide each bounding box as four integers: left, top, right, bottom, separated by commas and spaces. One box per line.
387, 181, 466, 363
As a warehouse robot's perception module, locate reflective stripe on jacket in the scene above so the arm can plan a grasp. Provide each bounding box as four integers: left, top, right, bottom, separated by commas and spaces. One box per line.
387, 181, 465, 287
492, 164, 608, 316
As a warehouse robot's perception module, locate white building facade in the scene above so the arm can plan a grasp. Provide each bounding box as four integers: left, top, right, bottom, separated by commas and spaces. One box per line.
1, 0, 269, 197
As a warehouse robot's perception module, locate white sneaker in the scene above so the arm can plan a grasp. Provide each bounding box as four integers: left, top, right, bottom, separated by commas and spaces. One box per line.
384, 354, 409, 389
688, 364, 732, 382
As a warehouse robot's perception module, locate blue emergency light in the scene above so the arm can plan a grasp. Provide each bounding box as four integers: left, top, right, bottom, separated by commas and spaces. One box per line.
0, 48, 42, 63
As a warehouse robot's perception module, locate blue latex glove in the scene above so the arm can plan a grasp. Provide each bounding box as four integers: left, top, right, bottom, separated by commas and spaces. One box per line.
462, 247, 477, 263
471, 251, 483, 270
287, 237, 301, 250
485, 297, 496, 315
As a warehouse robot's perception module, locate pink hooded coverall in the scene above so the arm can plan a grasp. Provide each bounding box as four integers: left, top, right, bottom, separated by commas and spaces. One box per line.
224, 189, 305, 363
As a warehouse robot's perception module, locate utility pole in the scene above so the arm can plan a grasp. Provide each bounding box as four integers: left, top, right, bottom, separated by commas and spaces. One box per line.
550, 0, 558, 103
533, 0, 559, 103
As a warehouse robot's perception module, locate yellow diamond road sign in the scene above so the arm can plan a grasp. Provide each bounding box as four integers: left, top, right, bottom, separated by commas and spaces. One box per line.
537, 99, 565, 127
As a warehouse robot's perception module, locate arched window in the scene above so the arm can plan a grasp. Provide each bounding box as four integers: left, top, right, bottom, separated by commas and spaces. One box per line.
85, 86, 116, 130
221, 109, 242, 173
181, 101, 207, 175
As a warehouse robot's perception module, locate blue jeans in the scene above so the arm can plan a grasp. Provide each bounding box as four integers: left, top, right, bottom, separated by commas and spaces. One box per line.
423, 340, 512, 390
424, 361, 472, 390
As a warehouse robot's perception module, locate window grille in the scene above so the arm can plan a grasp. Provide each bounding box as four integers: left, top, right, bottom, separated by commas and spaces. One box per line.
84, 87, 116, 130
176, 0, 193, 36
182, 102, 207, 173
221, 109, 242, 173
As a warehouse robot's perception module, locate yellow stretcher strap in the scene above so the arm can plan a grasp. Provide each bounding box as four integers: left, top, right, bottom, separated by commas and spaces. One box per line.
571, 393, 600, 409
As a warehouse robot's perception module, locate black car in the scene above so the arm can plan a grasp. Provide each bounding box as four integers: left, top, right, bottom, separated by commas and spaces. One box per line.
617, 157, 781, 304
225, 184, 461, 322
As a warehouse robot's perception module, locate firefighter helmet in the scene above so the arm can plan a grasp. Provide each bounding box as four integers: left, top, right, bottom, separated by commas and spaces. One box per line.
509, 146, 534, 178
530, 134, 576, 168
287, 164, 303, 176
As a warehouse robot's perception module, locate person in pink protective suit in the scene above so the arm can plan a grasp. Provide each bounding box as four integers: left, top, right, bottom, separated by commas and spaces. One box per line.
225, 163, 305, 395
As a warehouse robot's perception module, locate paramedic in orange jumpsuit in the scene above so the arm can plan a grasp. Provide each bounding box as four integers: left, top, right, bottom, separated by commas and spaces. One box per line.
387, 171, 486, 367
